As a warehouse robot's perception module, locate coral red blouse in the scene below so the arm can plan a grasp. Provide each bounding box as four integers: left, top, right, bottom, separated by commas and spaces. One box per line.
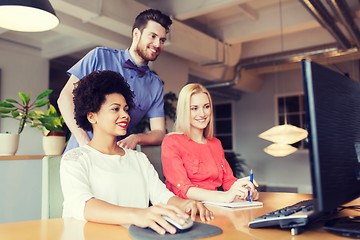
161, 133, 237, 199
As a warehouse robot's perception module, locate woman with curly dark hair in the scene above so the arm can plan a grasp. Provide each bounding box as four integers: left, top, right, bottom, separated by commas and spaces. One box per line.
60, 70, 212, 235
72, 70, 136, 133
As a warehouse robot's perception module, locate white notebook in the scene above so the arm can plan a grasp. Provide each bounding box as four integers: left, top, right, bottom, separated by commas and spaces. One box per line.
202, 200, 263, 209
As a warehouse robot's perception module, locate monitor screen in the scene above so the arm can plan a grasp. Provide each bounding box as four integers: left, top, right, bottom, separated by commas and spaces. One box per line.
302, 59, 360, 214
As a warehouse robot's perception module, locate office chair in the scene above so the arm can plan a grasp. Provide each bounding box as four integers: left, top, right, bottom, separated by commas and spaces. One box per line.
136, 145, 165, 183
41, 155, 63, 219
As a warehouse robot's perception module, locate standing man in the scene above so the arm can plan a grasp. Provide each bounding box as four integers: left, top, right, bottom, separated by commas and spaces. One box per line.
58, 9, 172, 152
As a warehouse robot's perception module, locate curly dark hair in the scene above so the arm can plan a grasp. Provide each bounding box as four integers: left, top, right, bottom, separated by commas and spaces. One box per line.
73, 70, 135, 131
132, 9, 172, 33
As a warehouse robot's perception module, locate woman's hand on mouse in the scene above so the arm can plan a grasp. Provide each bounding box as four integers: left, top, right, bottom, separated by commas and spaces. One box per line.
132, 204, 186, 235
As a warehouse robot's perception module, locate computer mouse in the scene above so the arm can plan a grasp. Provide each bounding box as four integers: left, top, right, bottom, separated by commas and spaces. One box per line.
161, 214, 194, 232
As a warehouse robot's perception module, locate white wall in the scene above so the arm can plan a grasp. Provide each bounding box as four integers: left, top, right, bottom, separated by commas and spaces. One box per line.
0, 40, 49, 155
152, 50, 189, 95
152, 50, 189, 132
235, 67, 312, 193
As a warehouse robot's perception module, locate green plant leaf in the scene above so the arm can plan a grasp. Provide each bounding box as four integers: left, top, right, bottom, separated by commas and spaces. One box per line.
32, 110, 45, 115
42, 128, 50, 136
28, 110, 44, 120
47, 104, 57, 115
34, 99, 49, 107
40, 116, 55, 123
0, 102, 15, 108
36, 89, 53, 100
18, 92, 29, 106
26, 92, 32, 102
4, 99, 17, 103
45, 125, 64, 132
11, 111, 20, 118
0, 115, 10, 118
0, 108, 13, 113
53, 118, 63, 126
28, 111, 38, 117
18, 116, 26, 134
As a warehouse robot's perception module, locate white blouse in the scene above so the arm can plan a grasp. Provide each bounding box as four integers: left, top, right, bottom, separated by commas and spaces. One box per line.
60, 145, 174, 221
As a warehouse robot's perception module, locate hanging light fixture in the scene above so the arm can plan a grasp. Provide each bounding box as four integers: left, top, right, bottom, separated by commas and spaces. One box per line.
264, 143, 298, 157
259, 124, 308, 144
259, 94, 308, 157
258, 0, 308, 157
0, 0, 59, 32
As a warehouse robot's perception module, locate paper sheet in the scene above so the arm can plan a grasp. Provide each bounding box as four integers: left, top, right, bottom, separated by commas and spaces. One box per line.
202, 200, 263, 208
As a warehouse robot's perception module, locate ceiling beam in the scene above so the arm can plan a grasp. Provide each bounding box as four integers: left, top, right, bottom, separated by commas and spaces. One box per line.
49, 11, 131, 57
238, 3, 258, 21
164, 0, 250, 20
51, 0, 143, 35
219, 0, 320, 44
41, 35, 94, 59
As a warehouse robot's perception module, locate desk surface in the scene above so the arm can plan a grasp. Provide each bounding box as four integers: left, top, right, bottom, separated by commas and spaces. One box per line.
1, 192, 358, 240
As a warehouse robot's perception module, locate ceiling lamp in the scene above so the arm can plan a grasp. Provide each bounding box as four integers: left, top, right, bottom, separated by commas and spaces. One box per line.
0, 0, 59, 32
258, 124, 308, 145
264, 143, 298, 157
258, 0, 308, 157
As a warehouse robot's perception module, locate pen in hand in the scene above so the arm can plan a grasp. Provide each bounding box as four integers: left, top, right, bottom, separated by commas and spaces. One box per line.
249, 169, 253, 202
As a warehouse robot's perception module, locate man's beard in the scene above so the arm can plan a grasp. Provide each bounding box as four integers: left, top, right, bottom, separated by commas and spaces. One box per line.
135, 38, 160, 62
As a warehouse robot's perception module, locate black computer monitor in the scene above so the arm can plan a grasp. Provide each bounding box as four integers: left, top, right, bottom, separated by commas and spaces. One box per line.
302, 59, 360, 222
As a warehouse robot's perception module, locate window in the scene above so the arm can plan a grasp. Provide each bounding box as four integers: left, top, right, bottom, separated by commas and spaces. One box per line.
214, 103, 233, 151
277, 93, 308, 149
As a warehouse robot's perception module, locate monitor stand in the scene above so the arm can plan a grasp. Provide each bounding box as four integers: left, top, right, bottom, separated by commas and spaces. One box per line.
323, 216, 360, 239
290, 227, 306, 235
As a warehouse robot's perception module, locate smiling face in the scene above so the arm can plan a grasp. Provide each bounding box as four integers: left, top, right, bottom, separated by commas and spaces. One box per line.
133, 20, 167, 64
88, 93, 130, 137
190, 92, 211, 132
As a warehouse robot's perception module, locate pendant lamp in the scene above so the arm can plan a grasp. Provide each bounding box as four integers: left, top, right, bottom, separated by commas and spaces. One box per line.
263, 143, 298, 157
259, 0, 308, 157
0, 0, 59, 32
258, 124, 308, 145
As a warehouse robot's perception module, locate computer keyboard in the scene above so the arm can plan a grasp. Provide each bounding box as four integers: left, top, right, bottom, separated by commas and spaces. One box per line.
249, 199, 315, 229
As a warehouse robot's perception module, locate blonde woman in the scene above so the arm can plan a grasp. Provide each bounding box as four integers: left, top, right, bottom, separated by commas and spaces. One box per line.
161, 83, 259, 203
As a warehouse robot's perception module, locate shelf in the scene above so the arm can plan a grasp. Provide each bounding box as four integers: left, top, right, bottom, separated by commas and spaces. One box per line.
0, 155, 45, 160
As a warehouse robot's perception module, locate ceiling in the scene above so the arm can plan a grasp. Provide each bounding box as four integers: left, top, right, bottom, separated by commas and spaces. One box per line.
1, 0, 360, 93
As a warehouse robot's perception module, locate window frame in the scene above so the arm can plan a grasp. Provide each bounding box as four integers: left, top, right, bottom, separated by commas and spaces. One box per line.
275, 92, 308, 151
213, 101, 235, 152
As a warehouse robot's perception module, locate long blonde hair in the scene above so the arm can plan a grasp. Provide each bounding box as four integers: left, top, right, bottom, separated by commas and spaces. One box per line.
174, 83, 214, 139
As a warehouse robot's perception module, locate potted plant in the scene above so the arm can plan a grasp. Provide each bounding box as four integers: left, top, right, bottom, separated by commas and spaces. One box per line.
0, 90, 52, 155
131, 91, 177, 134
31, 104, 66, 155
0, 131, 19, 156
